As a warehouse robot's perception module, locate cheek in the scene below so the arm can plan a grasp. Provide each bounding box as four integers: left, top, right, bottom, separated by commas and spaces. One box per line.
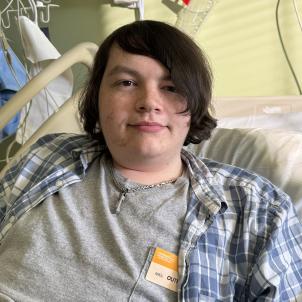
100, 109, 127, 137
170, 115, 190, 141
102, 110, 114, 123
179, 115, 191, 130
100, 111, 129, 148
99, 97, 128, 129
98, 92, 114, 125
99, 106, 114, 134
185, 115, 191, 126
180, 116, 191, 138
99, 97, 116, 125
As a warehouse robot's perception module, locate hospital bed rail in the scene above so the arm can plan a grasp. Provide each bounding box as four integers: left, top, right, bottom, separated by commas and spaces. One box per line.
0, 42, 99, 177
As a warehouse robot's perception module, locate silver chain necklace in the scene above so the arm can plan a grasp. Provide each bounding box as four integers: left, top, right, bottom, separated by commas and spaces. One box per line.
109, 161, 177, 214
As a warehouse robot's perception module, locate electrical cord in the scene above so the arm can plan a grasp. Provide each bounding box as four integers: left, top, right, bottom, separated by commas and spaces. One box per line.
275, 0, 302, 94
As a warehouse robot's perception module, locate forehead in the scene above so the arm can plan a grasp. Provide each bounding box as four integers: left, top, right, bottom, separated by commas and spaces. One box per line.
104, 44, 170, 78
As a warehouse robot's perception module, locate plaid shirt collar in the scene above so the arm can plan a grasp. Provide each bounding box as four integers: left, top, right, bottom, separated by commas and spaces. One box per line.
0, 134, 225, 246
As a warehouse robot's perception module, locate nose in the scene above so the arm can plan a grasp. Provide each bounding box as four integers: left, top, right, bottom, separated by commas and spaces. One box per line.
135, 86, 163, 113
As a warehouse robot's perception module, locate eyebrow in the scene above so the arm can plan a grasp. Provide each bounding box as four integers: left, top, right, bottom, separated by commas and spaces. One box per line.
106, 64, 172, 81
107, 65, 139, 77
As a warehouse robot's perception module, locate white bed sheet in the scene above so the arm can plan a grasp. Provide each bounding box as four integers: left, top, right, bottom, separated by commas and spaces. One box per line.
218, 111, 302, 131
187, 127, 302, 218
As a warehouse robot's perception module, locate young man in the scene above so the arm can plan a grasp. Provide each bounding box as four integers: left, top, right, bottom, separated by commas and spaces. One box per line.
1, 20, 301, 301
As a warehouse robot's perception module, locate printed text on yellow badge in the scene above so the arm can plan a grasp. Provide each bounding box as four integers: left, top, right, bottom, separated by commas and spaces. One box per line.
145, 247, 178, 292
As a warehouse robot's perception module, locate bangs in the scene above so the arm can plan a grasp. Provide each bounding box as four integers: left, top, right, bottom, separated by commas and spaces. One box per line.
113, 21, 175, 71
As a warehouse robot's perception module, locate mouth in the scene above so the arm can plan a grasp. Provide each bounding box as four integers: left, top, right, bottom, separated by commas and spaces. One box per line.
129, 121, 166, 133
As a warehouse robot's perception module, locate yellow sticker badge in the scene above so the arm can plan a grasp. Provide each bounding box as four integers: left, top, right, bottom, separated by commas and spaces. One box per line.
145, 247, 178, 292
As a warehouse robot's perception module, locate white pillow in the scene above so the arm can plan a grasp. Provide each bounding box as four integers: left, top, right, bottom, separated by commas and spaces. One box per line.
218, 112, 302, 131
187, 128, 302, 218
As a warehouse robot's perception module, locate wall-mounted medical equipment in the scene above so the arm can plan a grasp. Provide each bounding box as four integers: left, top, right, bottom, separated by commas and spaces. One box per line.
176, 0, 217, 37
112, 0, 144, 20
0, 0, 70, 151
0, 0, 59, 29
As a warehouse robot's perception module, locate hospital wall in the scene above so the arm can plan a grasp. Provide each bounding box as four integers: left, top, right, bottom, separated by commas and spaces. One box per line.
7, 0, 302, 96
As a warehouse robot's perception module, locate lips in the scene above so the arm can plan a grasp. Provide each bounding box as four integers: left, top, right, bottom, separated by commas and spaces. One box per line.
130, 121, 166, 133
134, 121, 163, 126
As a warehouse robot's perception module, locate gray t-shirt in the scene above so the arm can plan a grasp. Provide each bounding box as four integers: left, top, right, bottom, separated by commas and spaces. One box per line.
0, 154, 190, 301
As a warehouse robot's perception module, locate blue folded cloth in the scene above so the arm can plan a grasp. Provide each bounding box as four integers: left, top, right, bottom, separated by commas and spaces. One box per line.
0, 90, 21, 140
0, 44, 27, 139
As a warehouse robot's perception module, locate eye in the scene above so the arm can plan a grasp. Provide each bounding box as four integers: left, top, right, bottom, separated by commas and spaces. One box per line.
163, 85, 177, 93
118, 80, 136, 87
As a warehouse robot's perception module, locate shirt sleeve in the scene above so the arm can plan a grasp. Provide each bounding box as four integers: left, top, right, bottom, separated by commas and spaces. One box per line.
1, 160, 19, 211
247, 195, 302, 301
0, 135, 55, 225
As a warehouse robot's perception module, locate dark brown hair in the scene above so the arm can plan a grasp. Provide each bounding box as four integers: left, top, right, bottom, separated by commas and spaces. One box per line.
79, 20, 217, 145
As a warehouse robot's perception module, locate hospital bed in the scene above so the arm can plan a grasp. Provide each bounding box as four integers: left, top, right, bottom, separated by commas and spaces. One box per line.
0, 42, 302, 218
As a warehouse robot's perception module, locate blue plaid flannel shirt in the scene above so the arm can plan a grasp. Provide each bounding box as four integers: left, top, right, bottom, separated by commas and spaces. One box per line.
1, 133, 302, 301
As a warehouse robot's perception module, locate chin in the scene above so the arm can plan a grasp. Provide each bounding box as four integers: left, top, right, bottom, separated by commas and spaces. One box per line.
133, 147, 162, 158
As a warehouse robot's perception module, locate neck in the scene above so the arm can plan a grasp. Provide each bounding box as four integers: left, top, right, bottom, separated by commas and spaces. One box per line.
112, 156, 184, 185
